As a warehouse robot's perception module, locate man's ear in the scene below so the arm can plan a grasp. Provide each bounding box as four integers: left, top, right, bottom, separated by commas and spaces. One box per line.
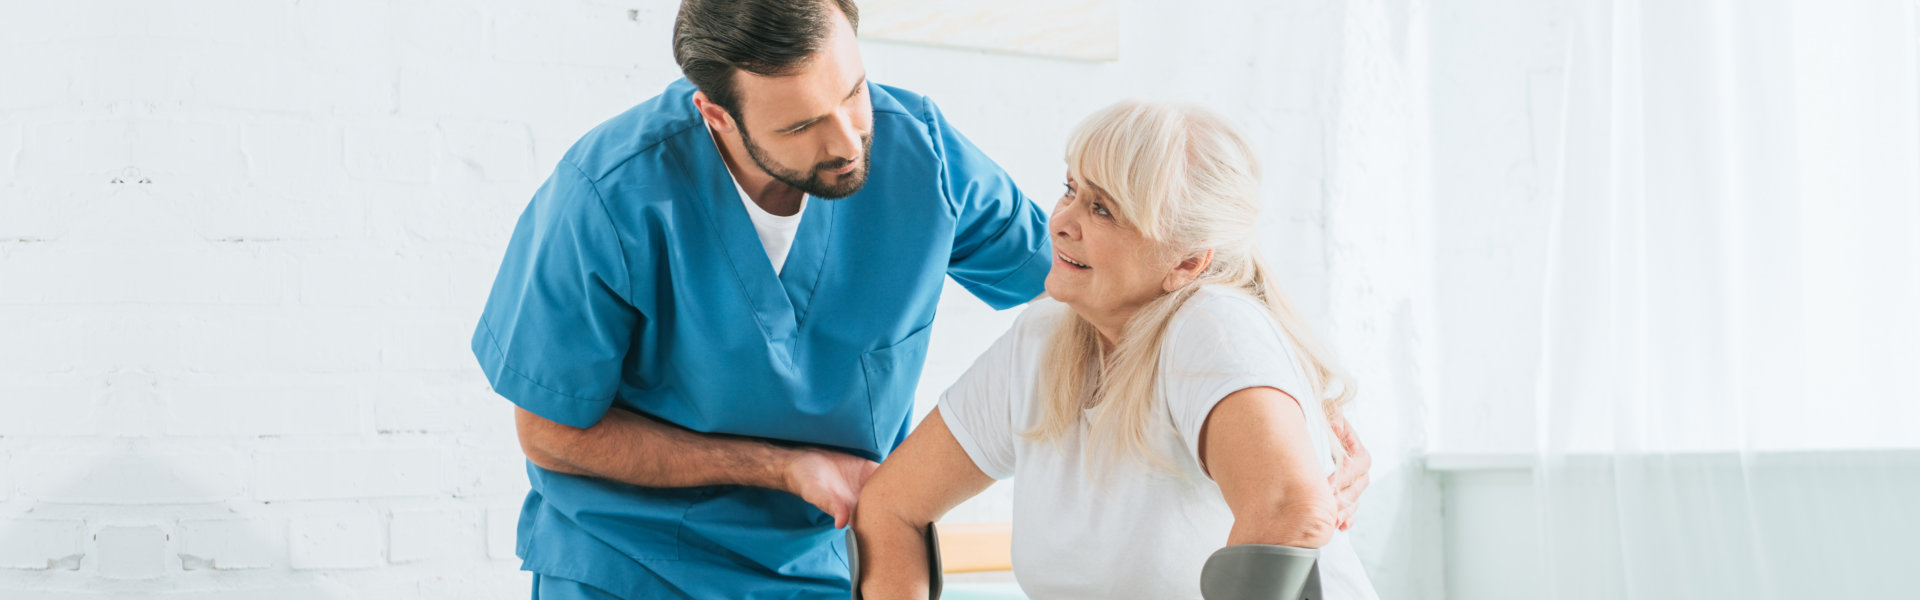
1163, 248, 1214, 292
691, 91, 737, 134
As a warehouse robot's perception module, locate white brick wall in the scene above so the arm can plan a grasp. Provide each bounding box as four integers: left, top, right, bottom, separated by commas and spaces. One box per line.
0, 0, 1437, 597
176, 518, 275, 571
386, 507, 468, 564
94, 525, 168, 580
287, 508, 384, 571
0, 520, 86, 570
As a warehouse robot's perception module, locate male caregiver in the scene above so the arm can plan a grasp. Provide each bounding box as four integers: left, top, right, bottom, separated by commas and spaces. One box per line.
470, 1, 1374, 598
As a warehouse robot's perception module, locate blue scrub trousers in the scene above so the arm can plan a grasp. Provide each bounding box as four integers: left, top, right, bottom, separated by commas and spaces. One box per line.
532, 574, 625, 600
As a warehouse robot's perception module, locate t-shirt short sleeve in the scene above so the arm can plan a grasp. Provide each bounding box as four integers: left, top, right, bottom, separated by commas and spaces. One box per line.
937, 302, 1064, 479
471, 159, 640, 429
1159, 289, 1314, 468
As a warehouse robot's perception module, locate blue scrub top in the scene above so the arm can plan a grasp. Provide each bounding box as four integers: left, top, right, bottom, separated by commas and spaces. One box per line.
472, 79, 1052, 599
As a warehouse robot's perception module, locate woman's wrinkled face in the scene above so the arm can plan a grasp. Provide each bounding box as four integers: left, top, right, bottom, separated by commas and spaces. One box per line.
1044, 172, 1182, 324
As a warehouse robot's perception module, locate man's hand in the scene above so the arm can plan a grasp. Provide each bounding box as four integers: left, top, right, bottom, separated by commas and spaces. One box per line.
1327, 413, 1371, 531
782, 448, 880, 529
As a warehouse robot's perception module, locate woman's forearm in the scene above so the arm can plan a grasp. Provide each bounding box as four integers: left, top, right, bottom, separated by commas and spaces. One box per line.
851, 506, 933, 599
847, 409, 997, 599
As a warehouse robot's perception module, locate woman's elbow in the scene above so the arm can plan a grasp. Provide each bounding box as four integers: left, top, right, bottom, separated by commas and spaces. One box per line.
1236, 500, 1339, 548
1286, 502, 1341, 548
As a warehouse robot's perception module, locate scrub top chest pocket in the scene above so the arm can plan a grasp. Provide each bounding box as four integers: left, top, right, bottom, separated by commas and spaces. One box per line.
860, 323, 934, 452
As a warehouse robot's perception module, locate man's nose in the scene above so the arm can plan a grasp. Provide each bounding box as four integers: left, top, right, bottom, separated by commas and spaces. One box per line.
824, 112, 861, 161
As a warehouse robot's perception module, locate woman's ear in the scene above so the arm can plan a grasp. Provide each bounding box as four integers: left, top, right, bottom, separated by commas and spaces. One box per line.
1163, 248, 1214, 292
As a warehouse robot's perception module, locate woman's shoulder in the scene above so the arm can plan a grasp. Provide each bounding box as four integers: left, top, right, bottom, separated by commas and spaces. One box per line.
965, 298, 1072, 371
1011, 297, 1076, 337
1168, 285, 1283, 340
1158, 285, 1303, 386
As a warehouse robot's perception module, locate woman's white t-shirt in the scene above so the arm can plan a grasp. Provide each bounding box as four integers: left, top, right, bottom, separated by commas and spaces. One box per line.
939, 285, 1379, 600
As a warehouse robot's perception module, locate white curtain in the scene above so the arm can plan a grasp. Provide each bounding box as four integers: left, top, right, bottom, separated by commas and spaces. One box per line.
1527, 0, 1920, 597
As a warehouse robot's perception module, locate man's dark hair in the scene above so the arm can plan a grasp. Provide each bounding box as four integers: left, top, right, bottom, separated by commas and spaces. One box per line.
673, 0, 861, 122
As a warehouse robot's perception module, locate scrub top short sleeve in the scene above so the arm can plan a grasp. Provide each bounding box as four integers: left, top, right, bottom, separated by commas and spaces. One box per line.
472, 159, 640, 429
923, 100, 1053, 309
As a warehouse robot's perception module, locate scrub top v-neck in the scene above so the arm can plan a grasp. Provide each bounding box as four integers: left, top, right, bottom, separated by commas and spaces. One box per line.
712, 124, 809, 276
471, 78, 1052, 599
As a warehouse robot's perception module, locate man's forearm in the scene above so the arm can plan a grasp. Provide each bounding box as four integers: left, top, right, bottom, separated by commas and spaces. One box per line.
519, 406, 788, 490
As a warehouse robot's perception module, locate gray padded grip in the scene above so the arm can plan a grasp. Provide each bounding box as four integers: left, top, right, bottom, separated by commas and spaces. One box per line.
1200, 545, 1322, 600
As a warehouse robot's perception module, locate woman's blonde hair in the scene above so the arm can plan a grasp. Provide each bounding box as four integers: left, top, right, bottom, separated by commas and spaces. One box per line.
1027, 100, 1356, 472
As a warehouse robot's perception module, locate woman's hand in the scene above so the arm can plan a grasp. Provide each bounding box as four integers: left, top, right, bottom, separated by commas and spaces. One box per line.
1327, 413, 1371, 531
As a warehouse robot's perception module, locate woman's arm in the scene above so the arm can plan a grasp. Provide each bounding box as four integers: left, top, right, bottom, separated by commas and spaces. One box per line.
852, 408, 997, 599
1200, 387, 1340, 548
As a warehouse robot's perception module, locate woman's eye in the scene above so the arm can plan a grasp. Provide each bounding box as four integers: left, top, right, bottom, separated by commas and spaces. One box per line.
1062, 182, 1075, 197
1091, 202, 1111, 217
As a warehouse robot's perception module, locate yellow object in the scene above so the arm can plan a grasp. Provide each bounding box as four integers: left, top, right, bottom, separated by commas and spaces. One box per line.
937, 522, 1013, 573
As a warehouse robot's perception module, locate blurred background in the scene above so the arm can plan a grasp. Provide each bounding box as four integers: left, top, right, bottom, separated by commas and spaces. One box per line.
0, 0, 1914, 598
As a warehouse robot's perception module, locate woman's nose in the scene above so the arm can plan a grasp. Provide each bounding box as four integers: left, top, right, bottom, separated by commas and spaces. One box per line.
1051, 207, 1080, 240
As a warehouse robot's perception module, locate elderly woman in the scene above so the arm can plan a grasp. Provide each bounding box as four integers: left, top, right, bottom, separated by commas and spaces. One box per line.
849, 101, 1379, 599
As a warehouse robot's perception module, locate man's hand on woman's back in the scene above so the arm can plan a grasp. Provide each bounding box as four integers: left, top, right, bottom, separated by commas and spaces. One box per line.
1328, 414, 1371, 531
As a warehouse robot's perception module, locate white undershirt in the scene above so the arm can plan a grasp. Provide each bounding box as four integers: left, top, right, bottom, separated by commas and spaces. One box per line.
731, 178, 806, 275
938, 286, 1379, 600
710, 124, 806, 275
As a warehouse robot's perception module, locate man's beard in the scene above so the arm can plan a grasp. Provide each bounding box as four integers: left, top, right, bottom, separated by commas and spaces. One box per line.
739, 128, 874, 199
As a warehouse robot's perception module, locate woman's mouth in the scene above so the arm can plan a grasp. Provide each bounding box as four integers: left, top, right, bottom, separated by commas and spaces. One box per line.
1056, 251, 1091, 269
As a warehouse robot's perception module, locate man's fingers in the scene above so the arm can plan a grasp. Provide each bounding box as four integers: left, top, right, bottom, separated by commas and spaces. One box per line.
1350, 437, 1373, 468
1338, 474, 1367, 509
1327, 413, 1372, 492
1329, 466, 1353, 490
1343, 425, 1372, 467
832, 482, 859, 529
1333, 482, 1359, 531
794, 451, 882, 529
1329, 455, 1367, 489
854, 459, 879, 488
1332, 413, 1367, 453
1337, 472, 1370, 500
